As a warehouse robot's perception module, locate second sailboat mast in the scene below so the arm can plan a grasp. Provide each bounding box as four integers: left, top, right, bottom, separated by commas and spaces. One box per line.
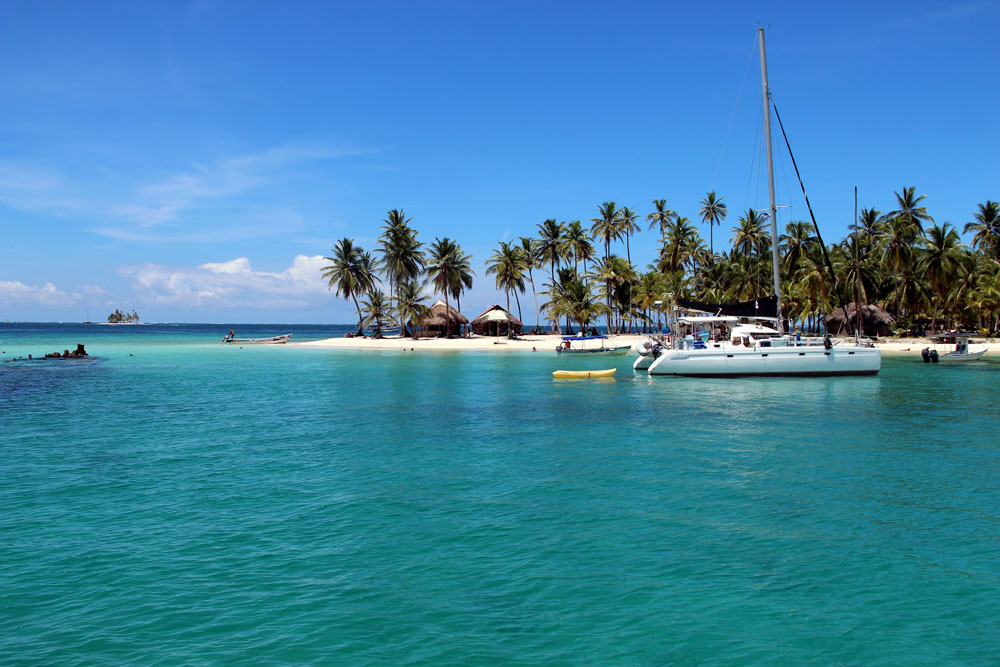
758, 28, 782, 332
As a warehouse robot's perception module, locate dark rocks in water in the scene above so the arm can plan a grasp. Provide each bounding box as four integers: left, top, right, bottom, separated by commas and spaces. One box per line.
10, 344, 89, 363
45, 344, 88, 358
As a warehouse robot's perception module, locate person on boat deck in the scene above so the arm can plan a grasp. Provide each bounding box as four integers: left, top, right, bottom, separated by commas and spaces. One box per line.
228, 329, 235, 340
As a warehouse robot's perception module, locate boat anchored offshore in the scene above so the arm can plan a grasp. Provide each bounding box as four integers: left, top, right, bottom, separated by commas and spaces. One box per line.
922, 333, 988, 362
556, 335, 631, 356
220, 333, 292, 344
642, 28, 880, 378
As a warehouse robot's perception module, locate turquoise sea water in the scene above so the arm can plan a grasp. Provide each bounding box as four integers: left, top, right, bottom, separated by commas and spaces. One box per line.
2, 324, 999, 664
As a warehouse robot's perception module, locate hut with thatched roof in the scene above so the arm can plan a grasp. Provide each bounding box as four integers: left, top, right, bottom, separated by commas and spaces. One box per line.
824, 302, 895, 337
471, 304, 523, 337
413, 299, 469, 338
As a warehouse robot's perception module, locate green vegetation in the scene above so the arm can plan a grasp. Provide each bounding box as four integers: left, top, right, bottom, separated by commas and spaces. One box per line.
107, 309, 139, 323
328, 190, 1000, 336
324, 210, 473, 337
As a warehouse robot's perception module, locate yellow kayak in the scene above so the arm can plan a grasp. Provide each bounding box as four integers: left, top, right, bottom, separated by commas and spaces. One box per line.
552, 368, 617, 378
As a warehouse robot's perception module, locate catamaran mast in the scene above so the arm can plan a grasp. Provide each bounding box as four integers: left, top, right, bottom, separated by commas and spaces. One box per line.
758, 28, 782, 333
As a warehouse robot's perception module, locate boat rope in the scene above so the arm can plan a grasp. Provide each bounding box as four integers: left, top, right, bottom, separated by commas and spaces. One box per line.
769, 95, 853, 334
711, 35, 760, 190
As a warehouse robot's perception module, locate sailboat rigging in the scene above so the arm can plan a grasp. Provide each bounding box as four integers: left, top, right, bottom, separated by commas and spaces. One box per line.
638, 28, 881, 377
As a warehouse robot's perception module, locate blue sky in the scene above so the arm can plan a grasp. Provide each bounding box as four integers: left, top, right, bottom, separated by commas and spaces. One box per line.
1, 1, 997, 323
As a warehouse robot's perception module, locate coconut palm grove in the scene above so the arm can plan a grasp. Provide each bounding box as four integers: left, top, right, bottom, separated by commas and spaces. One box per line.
323, 192, 1000, 337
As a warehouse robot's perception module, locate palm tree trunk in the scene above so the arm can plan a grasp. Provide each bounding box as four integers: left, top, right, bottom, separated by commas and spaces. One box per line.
352, 293, 363, 335
529, 272, 538, 332
444, 292, 452, 338
513, 290, 522, 323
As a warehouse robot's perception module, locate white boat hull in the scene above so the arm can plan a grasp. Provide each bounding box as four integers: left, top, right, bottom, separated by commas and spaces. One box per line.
633, 354, 654, 371
938, 348, 988, 361
556, 345, 631, 356
221, 334, 292, 344
647, 344, 881, 376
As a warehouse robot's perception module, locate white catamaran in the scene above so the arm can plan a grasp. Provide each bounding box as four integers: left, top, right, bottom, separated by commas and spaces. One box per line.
644, 29, 881, 378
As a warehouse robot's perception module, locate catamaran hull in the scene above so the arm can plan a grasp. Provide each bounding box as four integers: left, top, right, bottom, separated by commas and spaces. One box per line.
633, 354, 655, 370
647, 346, 881, 376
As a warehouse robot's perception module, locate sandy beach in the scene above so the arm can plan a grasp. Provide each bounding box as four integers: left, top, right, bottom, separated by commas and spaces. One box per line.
295, 334, 1000, 356
295, 333, 635, 352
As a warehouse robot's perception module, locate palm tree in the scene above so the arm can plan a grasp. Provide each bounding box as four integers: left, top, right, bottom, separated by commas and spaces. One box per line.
889, 186, 934, 234
591, 202, 622, 328
854, 207, 883, 243
634, 271, 667, 332
617, 206, 640, 266
377, 209, 425, 300
731, 208, 769, 258
322, 238, 376, 335
426, 237, 472, 337
519, 236, 542, 330
590, 201, 620, 263
544, 274, 607, 334
698, 191, 727, 256
536, 218, 566, 333
395, 280, 429, 339
658, 217, 699, 273
964, 200, 1000, 259
486, 241, 528, 320
361, 290, 394, 338
780, 220, 814, 278
879, 214, 921, 316
536, 218, 565, 282
646, 199, 678, 236
920, 222, 964, 331
561, 220, 594, 277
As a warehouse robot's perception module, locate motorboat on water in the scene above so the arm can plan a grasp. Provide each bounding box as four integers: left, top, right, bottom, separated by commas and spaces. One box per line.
220, 333, 292, 344
921, 333, 988, 362
556, 335, 631, 356
635, 28, 880, 378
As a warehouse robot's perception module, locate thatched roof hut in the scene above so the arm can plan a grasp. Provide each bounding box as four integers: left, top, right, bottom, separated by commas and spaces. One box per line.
413, 299, 468, 337
824, 302, 895, 337
471, 304, 523, 336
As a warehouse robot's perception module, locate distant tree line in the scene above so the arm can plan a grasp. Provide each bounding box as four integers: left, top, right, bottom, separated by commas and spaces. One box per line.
325, 190, 1000, 336
108, 309, 139, 323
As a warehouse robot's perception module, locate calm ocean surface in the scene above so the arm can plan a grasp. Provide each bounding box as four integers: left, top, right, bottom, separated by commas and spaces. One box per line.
2, 323, 998, 664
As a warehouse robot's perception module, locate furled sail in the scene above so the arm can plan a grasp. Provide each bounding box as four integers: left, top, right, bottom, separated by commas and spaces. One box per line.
675, 295, 778, 319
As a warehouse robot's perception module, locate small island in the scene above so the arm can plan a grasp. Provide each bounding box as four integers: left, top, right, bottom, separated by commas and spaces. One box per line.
107, 309, 140, 324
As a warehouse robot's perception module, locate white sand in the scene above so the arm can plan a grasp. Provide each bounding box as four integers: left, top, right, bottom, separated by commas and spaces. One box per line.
294, 333, 646, 352
295, 333, 1000, 357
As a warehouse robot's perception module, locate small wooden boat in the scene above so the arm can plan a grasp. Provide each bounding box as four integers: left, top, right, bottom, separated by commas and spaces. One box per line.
220, 334, 292, 345
552, 368, 617, 378
555, 335, 631, 356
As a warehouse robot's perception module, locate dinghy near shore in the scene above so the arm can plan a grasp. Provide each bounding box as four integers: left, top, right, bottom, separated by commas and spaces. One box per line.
552, 368, 617, 378
220, 333, 292, 344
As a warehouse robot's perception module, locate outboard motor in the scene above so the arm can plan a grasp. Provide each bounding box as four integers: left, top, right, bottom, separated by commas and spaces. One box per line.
823, 333, 833, 350
929, 349, 939, 363
921, 347, 930, 363
652, 343, 663, 358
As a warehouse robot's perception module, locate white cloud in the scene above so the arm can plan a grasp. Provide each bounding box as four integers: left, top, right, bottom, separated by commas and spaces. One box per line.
122, 254, 332, 308
0, 280, 75, 305
0, 143, 372, 239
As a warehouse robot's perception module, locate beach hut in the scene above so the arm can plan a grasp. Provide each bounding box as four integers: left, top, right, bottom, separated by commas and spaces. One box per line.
471, 305, 523, 337
413, 299, 469, 338
824, 302, 895, 337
